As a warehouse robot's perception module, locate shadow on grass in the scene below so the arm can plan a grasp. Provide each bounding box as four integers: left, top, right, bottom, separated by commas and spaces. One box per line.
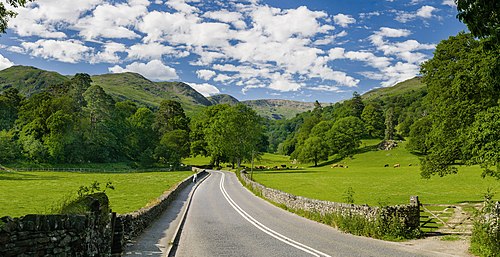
255, 169, 322, 175
0, 172, 61, 181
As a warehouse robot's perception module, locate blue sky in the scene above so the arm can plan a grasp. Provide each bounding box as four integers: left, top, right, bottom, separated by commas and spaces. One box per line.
0, 0, 466, 103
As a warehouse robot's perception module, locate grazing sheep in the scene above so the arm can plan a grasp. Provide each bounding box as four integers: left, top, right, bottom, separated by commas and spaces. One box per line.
384, 164, 389, 167
331, 163, 339, 168
394, 163, 400, 168
408, 164, 412, 166
281, 164, 287, 168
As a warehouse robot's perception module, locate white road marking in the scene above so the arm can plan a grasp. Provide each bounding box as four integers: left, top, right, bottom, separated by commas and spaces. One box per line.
215, 171, 332, 257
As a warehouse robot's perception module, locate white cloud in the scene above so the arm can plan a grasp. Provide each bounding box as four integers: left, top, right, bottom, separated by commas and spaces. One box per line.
442, 0, 456, 7
127, 43, 188, 60
203, 10, 246, 29
188, 82, 220, 96
0, 54, 14, 70
395, 5, 437, 23
75, 2, 148, 40
8, 0, 102, 38
166, 0, 199, 14
196, 69, 216, 80
214, 74, 232, 82
268, 74, 302, 92
333, 14, 356, 28
308, 85, 341, 92
92, 42, 126, 63
21, 39, 90, 63
109, 60, 179, 81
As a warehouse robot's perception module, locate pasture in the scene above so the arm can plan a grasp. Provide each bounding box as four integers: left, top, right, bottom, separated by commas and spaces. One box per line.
0, 170, 192, 218
186, 140, 499, 206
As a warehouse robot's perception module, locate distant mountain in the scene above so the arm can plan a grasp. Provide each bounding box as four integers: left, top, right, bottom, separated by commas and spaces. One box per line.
0, 66, 315, 119
242, 99, 316, 120
362, 77, 425, 102
207, 94, 240, 105
91, 73, 210, 114
0, 66, 68, 96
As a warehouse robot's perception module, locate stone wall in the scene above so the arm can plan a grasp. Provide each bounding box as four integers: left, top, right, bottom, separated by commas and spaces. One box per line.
113, 169, 206, 252
0, 196, 111, 257
240, 171, 420, 232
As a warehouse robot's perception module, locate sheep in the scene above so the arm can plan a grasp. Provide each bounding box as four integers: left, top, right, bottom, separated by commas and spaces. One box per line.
394, 163, 400, 168
384, 164, 389, 167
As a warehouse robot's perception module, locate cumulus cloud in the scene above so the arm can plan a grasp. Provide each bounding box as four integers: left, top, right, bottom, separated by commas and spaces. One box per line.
21, 39, 90, 63
196, 69, 216, 80
92, 42, 126, 63
188, 82, 220, 96
127, 43, 188, 60
333, 13, 356, 28
395, 5, 437, 23
109, 60, 179, 81
442, 0, 456, 7
0, 54, 14, 70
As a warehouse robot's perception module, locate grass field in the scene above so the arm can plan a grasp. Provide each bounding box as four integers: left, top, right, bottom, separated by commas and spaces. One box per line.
0, 170, 192, 218
186, 140, 500, 206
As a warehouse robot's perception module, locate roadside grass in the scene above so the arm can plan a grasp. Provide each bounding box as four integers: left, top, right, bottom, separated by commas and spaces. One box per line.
186, 140, 499, 206
0, 170, 192, 218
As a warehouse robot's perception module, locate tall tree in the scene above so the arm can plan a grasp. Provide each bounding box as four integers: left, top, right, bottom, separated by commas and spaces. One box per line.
297, 136, 328, 167
153, 100, 190, 136
456, 0, 500, 41
361, 102, 384, 138
384, 107, 395, 140
0, 88, 22, 131
419, 32, 500, 178
327, 116, 365, 158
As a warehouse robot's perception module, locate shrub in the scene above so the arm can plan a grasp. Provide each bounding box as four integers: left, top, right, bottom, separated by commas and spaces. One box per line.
470, 189, 500, 257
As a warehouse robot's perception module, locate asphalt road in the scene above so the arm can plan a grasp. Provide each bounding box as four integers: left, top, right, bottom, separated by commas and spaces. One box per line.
174, 170, 453, 257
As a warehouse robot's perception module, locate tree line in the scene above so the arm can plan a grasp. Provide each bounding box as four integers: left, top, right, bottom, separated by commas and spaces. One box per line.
0, 74, 265, 168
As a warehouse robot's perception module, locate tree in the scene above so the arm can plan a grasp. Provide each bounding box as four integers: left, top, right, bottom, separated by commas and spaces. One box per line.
0, 0, 34, 33
128, 107, 155, 160
0, 88, 22, 130
0, 129, 19, 162
407, 116, 433, 154
384, 107, 395, 140
418, 32, 500, 178
463, 106, 500, 179
348, 91, 365, 118
297, 136, 328, 167
361, 103, 384, 138
155, 129, 190, 166
456, 0, 500, 41
327, 116, 365, 158
153, 100, 190, 136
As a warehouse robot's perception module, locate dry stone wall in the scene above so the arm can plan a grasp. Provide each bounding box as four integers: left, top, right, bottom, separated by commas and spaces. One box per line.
0, 200, 111, 257
240, 171, 420, 231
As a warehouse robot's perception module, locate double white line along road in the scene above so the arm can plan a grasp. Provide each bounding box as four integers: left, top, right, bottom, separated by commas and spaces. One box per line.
215, 171, 332, 257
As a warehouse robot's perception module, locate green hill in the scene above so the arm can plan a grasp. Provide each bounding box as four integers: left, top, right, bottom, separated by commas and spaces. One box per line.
0, 66, 68, 96
0, 66, 316, 119
207, 94, 240, 105
362, 77, 425, 102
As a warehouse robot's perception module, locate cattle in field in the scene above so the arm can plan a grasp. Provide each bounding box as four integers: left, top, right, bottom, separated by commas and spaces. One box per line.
394, 164, 400, 168
331, 163, 339, 168
384, 164, 389, 167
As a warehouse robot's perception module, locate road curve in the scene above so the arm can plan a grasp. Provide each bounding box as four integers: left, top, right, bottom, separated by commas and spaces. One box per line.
174, 170, 452, 257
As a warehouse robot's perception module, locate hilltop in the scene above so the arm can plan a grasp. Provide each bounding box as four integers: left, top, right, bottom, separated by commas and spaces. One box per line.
0, 66, 314, 119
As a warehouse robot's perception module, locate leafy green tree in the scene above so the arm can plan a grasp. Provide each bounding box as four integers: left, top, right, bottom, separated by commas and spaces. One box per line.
0, 0, 34, 33
82, 85, 117, 162
327, 116, 365, 158
456, 0, 500, 41
128, 107, 155, 160
419, 32, 500, 178
155, 129, 190, 166
384, 107, 395, 140
0, 88, 22, 130
348, 91, 365, 118
0, 129, 19, 162
407, 116, 433, 154
297, 136, 328, 167
153, 100, 190, 136
361, 103, 384, 138
463, 106, 500, 179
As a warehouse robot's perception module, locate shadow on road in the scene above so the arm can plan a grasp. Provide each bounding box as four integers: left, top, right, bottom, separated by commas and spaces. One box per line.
122, 181, 196, 257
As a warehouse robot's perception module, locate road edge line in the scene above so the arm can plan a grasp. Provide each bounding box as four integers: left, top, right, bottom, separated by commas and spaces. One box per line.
166, 171, 211, 257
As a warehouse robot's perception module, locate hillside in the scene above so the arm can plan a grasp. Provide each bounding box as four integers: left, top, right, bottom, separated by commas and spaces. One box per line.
207, 94, 240, 105
0, 66, 315, 119
242, 99, 316, 120
0, 66, 68, 96
362, 77, 425, 102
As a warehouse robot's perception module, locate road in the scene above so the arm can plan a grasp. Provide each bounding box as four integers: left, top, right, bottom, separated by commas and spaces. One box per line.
173, 170, 453, 257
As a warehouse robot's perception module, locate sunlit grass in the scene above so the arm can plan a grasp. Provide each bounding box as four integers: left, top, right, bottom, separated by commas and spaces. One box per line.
0, 170, 192, 217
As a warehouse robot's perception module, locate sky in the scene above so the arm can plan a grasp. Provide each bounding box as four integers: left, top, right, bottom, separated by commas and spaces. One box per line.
0, 0, 467, 103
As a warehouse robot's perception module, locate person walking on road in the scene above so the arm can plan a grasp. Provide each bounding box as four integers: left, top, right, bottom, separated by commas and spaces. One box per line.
193, 173, 197, 183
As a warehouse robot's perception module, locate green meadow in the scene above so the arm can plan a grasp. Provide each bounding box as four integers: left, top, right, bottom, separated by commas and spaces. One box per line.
0, 171, 192, 218
188, 140, 500, 206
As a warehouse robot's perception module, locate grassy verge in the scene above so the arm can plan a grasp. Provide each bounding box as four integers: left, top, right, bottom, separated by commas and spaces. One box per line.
242, 140, 499, 206
0, 170, 192, 217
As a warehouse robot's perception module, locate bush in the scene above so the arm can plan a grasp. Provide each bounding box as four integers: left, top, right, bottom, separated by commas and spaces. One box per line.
470, 190, 500, 257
